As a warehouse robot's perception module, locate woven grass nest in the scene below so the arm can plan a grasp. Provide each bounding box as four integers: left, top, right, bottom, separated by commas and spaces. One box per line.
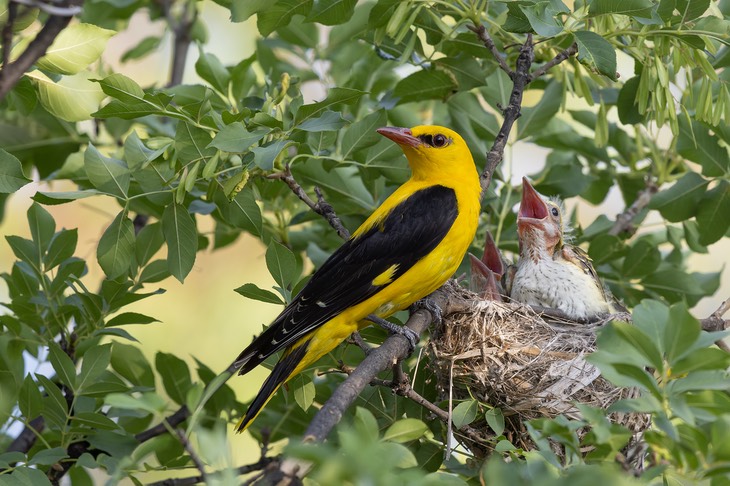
428, 283, 650, 459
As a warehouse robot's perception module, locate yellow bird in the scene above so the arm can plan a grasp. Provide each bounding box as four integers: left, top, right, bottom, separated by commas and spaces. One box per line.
234, 125, 481, 432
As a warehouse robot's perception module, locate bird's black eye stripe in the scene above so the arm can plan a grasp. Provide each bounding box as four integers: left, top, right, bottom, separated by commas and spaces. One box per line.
418, 133, 451, 148
551, 207, 559, 217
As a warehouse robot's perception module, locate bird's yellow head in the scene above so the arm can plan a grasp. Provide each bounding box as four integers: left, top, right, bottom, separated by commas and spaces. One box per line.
376, 125, 477, 183
517, 177, 571, 254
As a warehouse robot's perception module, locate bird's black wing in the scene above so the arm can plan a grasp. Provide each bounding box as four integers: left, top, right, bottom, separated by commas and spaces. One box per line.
235, 185, 459, 373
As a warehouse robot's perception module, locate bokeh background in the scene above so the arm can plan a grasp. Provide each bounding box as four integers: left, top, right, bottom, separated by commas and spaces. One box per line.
1, 1, 729, 476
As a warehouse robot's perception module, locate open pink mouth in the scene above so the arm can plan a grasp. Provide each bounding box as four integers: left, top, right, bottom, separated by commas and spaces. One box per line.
376, 127, 422, 148
518, 177, 548, 221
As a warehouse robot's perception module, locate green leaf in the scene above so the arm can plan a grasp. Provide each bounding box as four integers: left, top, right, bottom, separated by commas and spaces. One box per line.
677, 118, 729, 177
175, 122, 216, 164
110, 343, 154, 387
574, 31, 617, 80
25, 70, 105, 122
32, 190, 100, 205
139, 259, 171, 284
124, 131, 167, 170
27, 203, 55, 255
135, 222, 164, 266
234, 283, 285, 304
382, 418, 428, 443
71, 412, 120, 430
77, 344, 112, 393
664, 303, 700, 364
341, 109, 387, 159
266, 240, 297, 289
307, 0, 357, 25
649, 172, 708, 222
36, 23, 115, 75
84, 144, 130, 199
393, 69, 457, 104
105, 392, 166, 414
520, 0, 567, 37
231, 0, 269, 21
612, 321, 664, 370
696, 180, 730, 245
18, 375, 42, 420
121, 36, 161, 62
45, 229, 78, 270
435, 56, 487, 91
257, 0, 313, 36
217, 187, 262, 236
47, 341, 77, 390
0, 148, 31, 193
28, 447, 68, 466
291, 374, 316, 411
155, 352, 193, 405
295, 87, 365, 124
354, 406, 379, 443
208, 124, 269, 153
107, 312, 159, 327
297, 111, 347, 132
622, 240, 660, 278
517, 81, 562, 139
195, 49, 230, 93
451, 399, 478, 429
162, 203, 197, 283
92, 73, 165, 119
97, 210, 135, 279
485, 408, 505, 436
5, 235, 40, 269
617, 76, 643, 124
588, 0, 654, 16
251, 139, 295, 171
35, 374, 68, 429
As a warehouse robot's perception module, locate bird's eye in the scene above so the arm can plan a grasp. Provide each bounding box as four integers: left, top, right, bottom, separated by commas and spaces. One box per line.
550, 207, 559, 217
432, 134, 447, 147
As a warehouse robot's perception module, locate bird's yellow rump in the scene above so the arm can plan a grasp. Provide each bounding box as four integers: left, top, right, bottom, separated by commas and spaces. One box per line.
234, 125, 481, 432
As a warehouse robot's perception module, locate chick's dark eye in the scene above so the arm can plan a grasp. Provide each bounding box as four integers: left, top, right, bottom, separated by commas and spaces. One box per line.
550, 207, 559, 217
433, 134, 447, 147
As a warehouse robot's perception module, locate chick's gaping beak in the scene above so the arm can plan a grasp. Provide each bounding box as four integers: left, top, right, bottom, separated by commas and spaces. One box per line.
377, 127, 422, 148
518, 177, 549, 223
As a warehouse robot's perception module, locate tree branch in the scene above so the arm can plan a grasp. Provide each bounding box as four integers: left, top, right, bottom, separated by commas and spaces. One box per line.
528, 43, 579, 82
0, 0, 83, 101
146, 457, 275, 486
135, 405, 190, 442
268, 164, 350, 240
479, 34, 534, 194
1, 2, 17, 67
608, 179, 658, 237
175, 429, 207, 482
467, 24, 513, 78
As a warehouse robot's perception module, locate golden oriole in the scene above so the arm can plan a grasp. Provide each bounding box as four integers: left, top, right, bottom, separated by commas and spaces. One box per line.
234, 125, 481, 432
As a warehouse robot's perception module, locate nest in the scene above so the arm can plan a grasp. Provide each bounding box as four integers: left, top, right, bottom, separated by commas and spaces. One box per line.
428, 284, 649, 460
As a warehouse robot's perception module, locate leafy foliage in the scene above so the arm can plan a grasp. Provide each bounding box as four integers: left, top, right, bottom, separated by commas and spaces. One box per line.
0, 0, 729, 484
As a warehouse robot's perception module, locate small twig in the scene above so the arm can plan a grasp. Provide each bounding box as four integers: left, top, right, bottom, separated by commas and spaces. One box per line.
145, 457, 276, 486
479, 34, 534, 194
175, 429, 207, 482
528, 42, 579, 82
608, 179, 658, 237
467, 24, 513, 77
134, 406, 190, 442
1, 1, 17, 67
0, 0, 83, 101
268, 165, 350, 240
348, 331, 372, 355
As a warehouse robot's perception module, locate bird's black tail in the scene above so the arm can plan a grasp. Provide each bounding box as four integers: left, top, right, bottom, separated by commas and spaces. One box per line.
235, 341, 310, 433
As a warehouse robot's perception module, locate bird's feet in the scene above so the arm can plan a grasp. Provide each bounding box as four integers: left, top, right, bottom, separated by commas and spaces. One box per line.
410, 297, 443, 326
366, 314, 418, 354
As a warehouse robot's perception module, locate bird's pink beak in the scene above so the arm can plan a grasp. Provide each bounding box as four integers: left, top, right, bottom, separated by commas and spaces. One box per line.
377, 127, 422, 148
482, 231, 504, 279
518, 177, 549, 223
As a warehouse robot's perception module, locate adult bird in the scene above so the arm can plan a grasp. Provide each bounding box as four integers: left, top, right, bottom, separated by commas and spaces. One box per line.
234, 125, 481, 432
510, 177, 616, 319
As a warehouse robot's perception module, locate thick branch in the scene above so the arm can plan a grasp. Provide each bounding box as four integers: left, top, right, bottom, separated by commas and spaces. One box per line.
1, 2, 17, 67
5, 416, 44, 454
0, 0, 83, 101
608, 179, 658, 237
304, 288, 452, 442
